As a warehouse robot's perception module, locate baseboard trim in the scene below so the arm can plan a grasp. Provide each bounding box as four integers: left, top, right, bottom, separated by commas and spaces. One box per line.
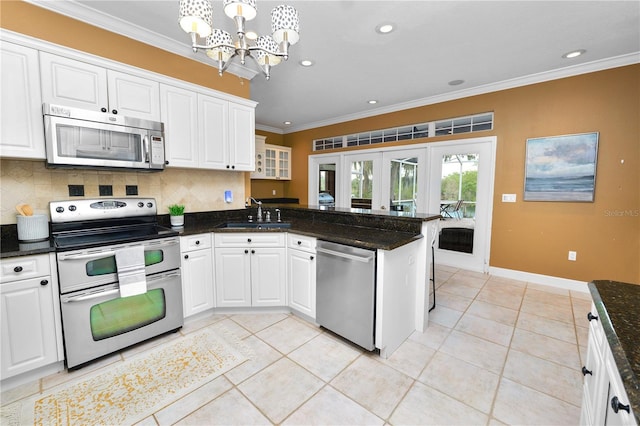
488, 267, 589, 293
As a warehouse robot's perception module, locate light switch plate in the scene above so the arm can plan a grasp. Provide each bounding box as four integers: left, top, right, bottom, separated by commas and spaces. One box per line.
502, 194, 517, 202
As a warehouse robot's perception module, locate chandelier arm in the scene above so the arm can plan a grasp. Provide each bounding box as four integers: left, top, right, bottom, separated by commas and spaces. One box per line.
247, 46, 288, 59
247, 54, 271, 80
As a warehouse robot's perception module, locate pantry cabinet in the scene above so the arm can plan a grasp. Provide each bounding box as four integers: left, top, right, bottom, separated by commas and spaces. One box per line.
0, 254, 63, 379
39, 52, 160, 121
214, 233, 286, 307
581, 303, 637, 426
287, 234, 316, 319
0, 42, 45, 159
180, 234, 215, 317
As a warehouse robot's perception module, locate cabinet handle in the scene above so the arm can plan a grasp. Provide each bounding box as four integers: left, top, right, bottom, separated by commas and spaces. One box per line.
310, 256, 314, 260
251, 250, 255, 254
247, 238, 252, 243
231, 165, 235, 169
587, 312, 598, 322
184, 254, 189, 259
165, 160, 170, 165
195, 240, 200, 245
112, 109, 118, 115
13, 266, 23, 273
297, 241, 302, 245
581, 366, 592, 376
40, 279, 48, 286
611, 396, 630, 414
226, 165, 230, 169
244, 249, 249, 254
101, 107, 107, 112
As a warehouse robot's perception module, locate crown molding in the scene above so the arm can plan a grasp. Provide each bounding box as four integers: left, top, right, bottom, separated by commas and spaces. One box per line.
23, 0, 259, 80
283, 52, 640, 134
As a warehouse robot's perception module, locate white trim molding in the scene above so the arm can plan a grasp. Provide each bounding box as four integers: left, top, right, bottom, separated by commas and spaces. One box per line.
489, 266, 589, 293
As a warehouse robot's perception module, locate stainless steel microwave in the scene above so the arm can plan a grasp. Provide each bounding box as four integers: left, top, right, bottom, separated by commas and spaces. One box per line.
43, 103, 166, 171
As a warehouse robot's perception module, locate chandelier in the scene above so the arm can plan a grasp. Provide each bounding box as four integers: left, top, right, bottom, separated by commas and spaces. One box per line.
179, 0, 300, 80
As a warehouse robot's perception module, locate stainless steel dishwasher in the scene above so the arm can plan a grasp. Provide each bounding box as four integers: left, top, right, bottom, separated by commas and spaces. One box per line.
316, 240, 376, 350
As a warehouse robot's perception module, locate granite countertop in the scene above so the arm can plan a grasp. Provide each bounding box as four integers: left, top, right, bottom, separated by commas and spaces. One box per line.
589, 280, 640, 422
1, 206, 440, 258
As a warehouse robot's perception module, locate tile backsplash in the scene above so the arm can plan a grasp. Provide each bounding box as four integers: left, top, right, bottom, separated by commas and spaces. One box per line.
0, 159, 246, 224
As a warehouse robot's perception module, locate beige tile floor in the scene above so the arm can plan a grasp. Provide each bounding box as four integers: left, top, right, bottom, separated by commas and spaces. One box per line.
1, 265, 592, 425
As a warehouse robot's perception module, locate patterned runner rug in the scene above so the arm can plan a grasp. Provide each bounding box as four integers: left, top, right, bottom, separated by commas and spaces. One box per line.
2, 326, 248, 425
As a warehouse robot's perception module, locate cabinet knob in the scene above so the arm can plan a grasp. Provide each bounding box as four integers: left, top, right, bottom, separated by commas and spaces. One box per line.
611, 396, 630, 414
112, 109, 118, 115
587, 312, 598, 322
165, 160, 170, 165
13, 266, 23, 273
297, 241, 302, 245
40, 279, 48, 286
101, 107, 107, 113
244, 249, 249, 254
184, 254, 189, 259
251, 250, 255, 254
247, 238, 252, 243
231, 165, 235, 169
226, 165, 230, 169
581, 366, 592, 376
195, 240, 200, 245
310, 256, 314, 260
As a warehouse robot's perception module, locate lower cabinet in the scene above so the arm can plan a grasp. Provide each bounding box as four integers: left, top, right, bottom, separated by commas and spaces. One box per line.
287, 233, 316, 319
0, 254, 62, 379
581, 303, 637, 426
180, 234, 214, 317
214, 233, 286, 308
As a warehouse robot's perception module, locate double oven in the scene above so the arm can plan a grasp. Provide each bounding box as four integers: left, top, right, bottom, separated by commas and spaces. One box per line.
50, 198, 183, 369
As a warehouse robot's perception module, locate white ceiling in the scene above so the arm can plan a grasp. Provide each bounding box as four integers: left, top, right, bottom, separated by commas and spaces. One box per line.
26, 1, 640, 134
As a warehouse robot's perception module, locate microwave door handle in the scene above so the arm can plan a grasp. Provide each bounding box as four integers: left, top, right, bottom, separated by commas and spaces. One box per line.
143, 135, 150, 163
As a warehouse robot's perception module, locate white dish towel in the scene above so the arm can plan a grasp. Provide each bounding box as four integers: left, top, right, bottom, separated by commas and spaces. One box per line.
115, 246, 147, 297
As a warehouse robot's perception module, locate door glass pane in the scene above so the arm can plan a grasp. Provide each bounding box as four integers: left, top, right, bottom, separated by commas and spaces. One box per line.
389, 157, 418, 214
90, 288, 166, 340
318, 163, 336, 206
350, 160, 373, 209
439, 153, 478, 253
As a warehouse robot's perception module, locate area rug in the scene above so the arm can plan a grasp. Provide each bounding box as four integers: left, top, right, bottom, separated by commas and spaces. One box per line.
2, 326, 249, 426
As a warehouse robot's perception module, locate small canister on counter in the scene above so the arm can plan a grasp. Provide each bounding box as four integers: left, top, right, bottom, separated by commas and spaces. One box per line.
16, 214, 49, 242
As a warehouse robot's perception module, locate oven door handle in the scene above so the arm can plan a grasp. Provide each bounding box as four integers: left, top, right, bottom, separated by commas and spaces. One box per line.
62, 288, 120, 303
58, 251, 117, 261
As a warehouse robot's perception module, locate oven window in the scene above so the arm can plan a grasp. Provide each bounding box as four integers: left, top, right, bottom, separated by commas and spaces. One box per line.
86, 250, 165, 276
89, 289, 166, 340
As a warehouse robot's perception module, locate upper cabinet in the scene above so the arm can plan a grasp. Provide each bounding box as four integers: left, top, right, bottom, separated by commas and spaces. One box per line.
0, 42, 45, 159
251, 137, 291, 180
39, 52, 160, 121
162, 84, 255, 171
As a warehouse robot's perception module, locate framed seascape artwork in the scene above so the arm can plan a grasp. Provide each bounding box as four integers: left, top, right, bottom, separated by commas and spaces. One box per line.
524, 132, 599, 202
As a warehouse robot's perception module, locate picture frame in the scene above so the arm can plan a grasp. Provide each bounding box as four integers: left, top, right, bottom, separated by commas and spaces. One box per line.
524, 132, 599, 202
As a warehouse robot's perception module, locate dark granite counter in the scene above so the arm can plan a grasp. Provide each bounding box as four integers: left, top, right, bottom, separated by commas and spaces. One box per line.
2, 206, 440, 258
589, 280, 640, 423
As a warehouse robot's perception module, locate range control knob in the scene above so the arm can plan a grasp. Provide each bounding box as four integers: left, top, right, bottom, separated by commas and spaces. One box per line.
68, 205, 77, 212
147, 202, 153, 208
56, 206, 64, 213
138, 202, 144, 208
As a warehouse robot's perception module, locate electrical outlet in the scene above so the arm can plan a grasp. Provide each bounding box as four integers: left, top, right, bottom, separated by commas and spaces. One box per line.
568, 251, 577, 261
272, 189, 276, 195
502, 194, 517, 202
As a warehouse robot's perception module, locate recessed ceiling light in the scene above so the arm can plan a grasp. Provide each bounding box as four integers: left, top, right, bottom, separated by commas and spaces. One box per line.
367, 100, 378, 105
245, 31, 258, 40
562, 49, 586, 59
299, 59, 314, 67
376, 23, 395, 34
448, 79, 465, 86
283, 121, 292, 125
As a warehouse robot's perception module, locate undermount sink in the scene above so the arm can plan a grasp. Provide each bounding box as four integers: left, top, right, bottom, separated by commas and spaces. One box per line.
218, 222, 292, 230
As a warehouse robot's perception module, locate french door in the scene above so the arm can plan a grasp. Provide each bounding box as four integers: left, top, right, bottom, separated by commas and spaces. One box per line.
427, 139, 495, 272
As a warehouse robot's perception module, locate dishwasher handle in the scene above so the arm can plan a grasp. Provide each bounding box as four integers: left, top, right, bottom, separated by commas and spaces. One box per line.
316, 246, 374, 263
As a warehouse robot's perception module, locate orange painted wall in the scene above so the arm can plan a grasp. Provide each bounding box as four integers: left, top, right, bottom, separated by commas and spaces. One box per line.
281, 66, 640, 284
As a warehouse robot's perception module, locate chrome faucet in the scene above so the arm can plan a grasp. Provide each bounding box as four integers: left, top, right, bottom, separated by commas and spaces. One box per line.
265, 210, 271, 222
247, 197, 263, 222
275, 208, 281, 222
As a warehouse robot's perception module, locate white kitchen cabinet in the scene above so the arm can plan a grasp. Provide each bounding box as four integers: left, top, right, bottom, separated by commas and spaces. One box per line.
214, 233, 286, 308
180, 234, 214, 317
198, 93, 229, 170
160, 84, 198, 168
0, 42, 45, 159
251, 138, 291, 180
228, 102, 256, 171
287, 233, 316, 319
0, 254, 63, 380
581, 304, 637, 426
40, 52, 160, 121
